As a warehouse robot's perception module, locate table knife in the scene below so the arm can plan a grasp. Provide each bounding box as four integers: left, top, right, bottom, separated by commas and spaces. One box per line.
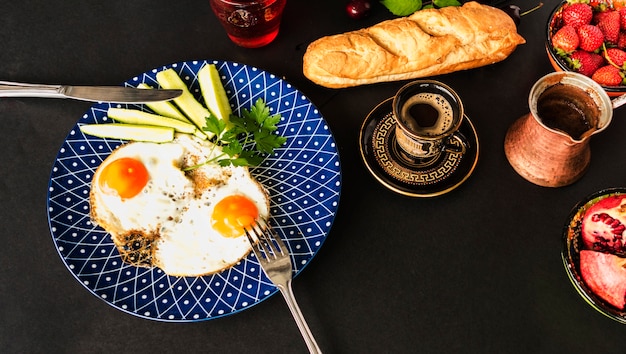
0, 81, 182, 103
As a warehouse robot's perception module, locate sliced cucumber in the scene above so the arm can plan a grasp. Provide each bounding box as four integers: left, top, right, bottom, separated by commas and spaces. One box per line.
198, 64, 232, 123
79, 123, 174, 143
137, 83, 188, 122
192, 129, 208, 140
155, 68, 212, 137
107, 107, 197, 134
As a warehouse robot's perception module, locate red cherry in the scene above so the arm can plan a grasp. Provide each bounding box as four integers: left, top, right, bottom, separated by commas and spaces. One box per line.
346, 0, 372, 20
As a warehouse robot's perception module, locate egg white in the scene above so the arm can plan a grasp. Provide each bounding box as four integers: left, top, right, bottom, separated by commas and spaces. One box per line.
90, 134, 270, 276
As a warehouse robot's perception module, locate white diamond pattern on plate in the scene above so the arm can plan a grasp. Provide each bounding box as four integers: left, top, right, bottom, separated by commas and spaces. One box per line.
47, 60, 341, 322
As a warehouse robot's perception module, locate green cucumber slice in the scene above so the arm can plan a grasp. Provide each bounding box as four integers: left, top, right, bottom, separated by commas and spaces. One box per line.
79, 123, 174, 143
107, 107, 197, 134
137, 83, 189, 122
155, 69, 212, 137
198, 64, 232, 123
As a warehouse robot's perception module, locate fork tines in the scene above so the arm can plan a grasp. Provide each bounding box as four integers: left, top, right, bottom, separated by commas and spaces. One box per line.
244, 219, 320, 353
244, 219, 288, 260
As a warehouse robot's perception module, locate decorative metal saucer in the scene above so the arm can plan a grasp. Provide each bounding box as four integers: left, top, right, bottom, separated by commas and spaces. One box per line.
359, 98, 479, 197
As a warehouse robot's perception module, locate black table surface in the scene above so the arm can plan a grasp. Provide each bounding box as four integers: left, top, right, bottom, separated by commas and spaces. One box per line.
3, 0, 626, 353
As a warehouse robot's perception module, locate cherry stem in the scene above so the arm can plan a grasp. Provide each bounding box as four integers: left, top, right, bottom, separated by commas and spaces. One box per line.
521, 2, 544, 17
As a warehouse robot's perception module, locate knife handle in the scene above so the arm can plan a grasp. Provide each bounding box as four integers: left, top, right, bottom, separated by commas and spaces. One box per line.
0, 81, 65, 98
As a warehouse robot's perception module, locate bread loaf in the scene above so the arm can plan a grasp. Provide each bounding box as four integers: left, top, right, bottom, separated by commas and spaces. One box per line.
302, 2, 526, 88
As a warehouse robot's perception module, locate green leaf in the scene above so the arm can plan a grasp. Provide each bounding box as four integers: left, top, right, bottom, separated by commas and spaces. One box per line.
222, 139, 243, 157
219, 128, 239, 144
203, 113, 225, 137
254, 131, 282, 154
381, 0, 422, 16
239, 152, 264, 166
230, 150, 263, 166
188, 97, 287, 170
263, 113, 281, 131
217, 158, 234, 167
433, 0, 461, 8
230, 158, 251, 167
228, 112, 246, 128
248, 98, 271, 125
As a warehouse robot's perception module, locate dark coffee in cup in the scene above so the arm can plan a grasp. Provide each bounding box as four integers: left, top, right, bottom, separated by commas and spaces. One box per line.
399, 92, 455, 137
392, 80, 466, 159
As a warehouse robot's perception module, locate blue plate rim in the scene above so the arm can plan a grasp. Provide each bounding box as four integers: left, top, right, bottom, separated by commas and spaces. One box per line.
46, 59, 342, 322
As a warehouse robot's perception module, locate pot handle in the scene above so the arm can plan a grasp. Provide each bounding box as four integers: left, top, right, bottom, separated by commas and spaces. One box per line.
612, 93, 626, 109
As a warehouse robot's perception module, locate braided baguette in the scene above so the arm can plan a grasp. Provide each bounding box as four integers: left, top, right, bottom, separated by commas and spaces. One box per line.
302, 2, 525, 88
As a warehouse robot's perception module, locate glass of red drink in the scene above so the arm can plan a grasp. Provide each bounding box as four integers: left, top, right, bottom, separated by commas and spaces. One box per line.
210, 0, 287, 48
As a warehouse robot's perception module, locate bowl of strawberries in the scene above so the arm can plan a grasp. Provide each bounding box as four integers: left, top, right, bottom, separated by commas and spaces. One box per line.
547, 0, 626, 96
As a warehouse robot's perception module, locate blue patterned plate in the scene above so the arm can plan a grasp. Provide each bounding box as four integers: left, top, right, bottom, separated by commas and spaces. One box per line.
46, 60, 341, 322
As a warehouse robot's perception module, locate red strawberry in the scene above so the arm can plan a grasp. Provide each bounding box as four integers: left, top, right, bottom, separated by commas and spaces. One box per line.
597, 10, 621, 43
578, 24, 605, 52
594, 9, 613, 23
620, 7, 626, 28
552, 25, 580, 53
570, 50, 605, 76
605, 48, 626, 68
592, 64, 624, 85
563, 3, 594, 28
617, 31, 626, 49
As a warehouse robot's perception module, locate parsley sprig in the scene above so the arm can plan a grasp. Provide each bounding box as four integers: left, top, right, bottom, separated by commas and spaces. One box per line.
184, 98, 287, 170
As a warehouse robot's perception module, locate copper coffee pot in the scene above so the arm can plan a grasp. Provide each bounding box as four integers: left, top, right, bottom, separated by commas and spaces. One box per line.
504, 72, 614, 188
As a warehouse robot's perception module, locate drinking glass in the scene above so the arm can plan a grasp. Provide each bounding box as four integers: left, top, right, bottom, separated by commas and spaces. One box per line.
210, 0, 287, 48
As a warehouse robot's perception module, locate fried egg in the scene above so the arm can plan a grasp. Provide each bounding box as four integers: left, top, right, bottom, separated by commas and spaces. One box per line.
90, 134, 269, 277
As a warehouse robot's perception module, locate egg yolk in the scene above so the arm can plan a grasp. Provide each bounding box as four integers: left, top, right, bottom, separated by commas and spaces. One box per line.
98, 157, 149, 199
211, 195, 259, 238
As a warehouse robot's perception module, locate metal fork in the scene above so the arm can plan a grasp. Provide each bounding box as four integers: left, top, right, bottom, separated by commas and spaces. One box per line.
245, 219, 322, 354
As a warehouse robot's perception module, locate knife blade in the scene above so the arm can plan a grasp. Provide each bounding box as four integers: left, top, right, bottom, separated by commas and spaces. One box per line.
0, 81, 182, 103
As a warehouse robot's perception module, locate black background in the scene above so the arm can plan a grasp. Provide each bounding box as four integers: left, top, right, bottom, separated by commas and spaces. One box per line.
2, 0, 626, 352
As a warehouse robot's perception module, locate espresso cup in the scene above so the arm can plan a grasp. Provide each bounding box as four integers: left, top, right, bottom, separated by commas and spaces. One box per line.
392, 80, 466, 159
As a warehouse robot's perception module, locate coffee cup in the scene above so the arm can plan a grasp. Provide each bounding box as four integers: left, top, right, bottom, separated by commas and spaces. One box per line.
392, 80, 467, 159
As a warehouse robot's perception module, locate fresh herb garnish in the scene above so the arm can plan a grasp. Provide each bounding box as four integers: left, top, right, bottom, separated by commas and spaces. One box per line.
184, 98, 287, 170
381, 0, 461, 16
